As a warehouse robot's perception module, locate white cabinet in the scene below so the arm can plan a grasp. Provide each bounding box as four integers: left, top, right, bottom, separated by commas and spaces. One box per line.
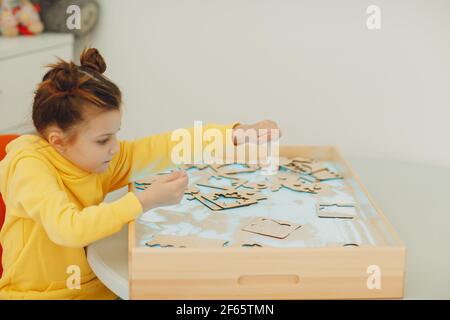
0, 33, 74, 133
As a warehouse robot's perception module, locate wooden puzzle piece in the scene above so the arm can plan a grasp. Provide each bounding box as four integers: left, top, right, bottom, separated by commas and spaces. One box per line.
185, 175, 266, 211
186, 193, 223, 211
282, 161, 326, 175
278, 157, 292, 166
265, 172, 297, 192
185, 186, 223, 210
196, 174, 248, 190
311, 183, 335, 197
316, 203, 359, 219
146, 235, 227, 248
299, 173, 317, 183
266, 172, 322, 194
241, 217, 301, 239
303, 162, 329, 174
264, 175, 280, 192
184, 185, 200, 195
312, 168, 343, 181
179, 163, 209, 170
279, 157, 342, 180
290, 156, 314, 164
201, 192, 259, 210
209, 163, 259, 175
138, 159, 344, 213
185, 186, 263, 211
279, 156, 313, 173
279, 157, 346, 181
220, 188, 267, 201
242, 180, 269, 191
281, 162, 306, 174
282, 179, 322, 193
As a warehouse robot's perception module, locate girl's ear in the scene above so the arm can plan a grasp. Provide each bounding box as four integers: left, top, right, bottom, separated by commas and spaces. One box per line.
47, 128, 68, 154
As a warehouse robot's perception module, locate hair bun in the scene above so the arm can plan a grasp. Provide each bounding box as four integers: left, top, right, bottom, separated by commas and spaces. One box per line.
53, 62, 79, 92
80, 48, 107, 74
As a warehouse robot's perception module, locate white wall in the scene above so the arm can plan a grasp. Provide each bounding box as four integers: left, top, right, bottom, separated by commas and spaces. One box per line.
76, 0, 450, 167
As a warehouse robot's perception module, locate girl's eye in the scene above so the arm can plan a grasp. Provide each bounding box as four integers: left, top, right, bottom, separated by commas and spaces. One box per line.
97, 138, 109, 145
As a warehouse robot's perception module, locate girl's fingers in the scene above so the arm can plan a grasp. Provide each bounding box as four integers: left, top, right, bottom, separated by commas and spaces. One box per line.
257, 132, 270, 144
170, 175, 189, 189
159, 170, 186, 182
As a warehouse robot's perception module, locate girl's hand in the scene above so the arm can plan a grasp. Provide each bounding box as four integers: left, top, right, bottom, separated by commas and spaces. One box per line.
134, 170, 189, 211
232, 120, 282, 145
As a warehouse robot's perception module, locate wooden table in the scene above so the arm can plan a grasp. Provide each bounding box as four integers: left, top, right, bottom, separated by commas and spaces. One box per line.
87, 156, 450, 299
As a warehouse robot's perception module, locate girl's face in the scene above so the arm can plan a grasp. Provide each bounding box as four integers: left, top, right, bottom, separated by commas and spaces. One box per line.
48, 109, 122, 174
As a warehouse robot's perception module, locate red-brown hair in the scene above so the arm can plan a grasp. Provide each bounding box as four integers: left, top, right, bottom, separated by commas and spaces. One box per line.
32, 48, 122, 139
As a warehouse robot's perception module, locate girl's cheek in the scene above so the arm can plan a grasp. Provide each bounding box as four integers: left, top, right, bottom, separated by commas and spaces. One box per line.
110, 138, 120, 155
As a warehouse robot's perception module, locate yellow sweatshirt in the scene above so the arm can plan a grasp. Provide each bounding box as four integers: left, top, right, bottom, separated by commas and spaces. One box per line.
0, 123, 235, 299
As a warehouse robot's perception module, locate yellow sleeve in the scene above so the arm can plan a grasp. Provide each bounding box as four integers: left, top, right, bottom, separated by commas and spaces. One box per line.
108, 122, 239, 191
10, 157, 143, 249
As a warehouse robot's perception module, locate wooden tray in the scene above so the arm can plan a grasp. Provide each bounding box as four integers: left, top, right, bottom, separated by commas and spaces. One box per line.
128, 145, 405, 299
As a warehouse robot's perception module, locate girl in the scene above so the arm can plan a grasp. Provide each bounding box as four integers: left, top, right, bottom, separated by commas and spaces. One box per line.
0, 48, 280, 299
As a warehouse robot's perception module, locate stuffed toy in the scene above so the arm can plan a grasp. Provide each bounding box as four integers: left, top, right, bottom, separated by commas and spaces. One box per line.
0, 0, 19, 37
13, 0, 44, 35
0, 0, 43, 36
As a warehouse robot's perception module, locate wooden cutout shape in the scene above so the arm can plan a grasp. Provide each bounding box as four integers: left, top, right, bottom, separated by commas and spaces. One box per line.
304, 162, 328, 174
278, 157, 292, 166
281, 163, 306, 174
195, 175, 228, 190
299, 173, 317, 183
241, 217, 301, 239
266, 172, 322, 194
185, 185, 223, 210
220, 188, 267, 201
146, 235, 226, 248
196, 174, 248, 190
185, 188, 223, 211
184, 185, 200, 195
201, 192, 258, 210
185, 174, 267, 211
316, 203, 359, 219
312, 168, 343, 181
280, 157, 340, 178
180, 163, 209, 170
242, 180, 269, 191
138, 160, 343, 213
209, 163, 259, 175
290, 156, 314, 164
282, 161, 326, 175
284, 179, 322, 193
